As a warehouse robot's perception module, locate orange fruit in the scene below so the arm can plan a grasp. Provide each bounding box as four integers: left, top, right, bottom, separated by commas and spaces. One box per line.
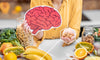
74, 48, 87, 59
0, 43, 13, 53
75, 42, 94, 53
4, 52, 17, 60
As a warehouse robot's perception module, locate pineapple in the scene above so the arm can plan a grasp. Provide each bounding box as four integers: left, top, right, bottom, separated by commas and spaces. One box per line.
16, 25, 36, 47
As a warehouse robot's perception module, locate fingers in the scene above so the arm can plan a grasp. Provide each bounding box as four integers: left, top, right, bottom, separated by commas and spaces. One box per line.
21, 22, 32, 35
61, 28, 76, 44
21, 22, 27, 32
61, 36, 70, 43
61, 37, 70, 41
21, 21, 44, 40
34, 31, 44, 39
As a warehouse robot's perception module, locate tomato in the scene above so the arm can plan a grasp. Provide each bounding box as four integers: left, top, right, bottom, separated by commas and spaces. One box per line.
98, 32, 100, 37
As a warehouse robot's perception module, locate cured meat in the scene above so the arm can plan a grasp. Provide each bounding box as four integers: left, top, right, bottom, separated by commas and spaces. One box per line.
25, 6, 61, 34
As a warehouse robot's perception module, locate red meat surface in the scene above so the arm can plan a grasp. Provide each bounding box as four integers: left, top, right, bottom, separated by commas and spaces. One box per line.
25, 6, 61, 34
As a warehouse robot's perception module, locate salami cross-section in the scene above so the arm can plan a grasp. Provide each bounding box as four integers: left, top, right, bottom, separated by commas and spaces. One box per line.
25, 6, 62, 35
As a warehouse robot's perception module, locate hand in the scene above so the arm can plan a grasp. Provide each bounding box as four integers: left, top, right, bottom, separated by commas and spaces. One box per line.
61, 28, 76, 43
34, 31, 43, 39
21, 22, 43, 40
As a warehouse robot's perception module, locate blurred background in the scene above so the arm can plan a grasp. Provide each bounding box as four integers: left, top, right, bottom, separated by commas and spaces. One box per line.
0, 0, 30, 19
0, 0, 100, 36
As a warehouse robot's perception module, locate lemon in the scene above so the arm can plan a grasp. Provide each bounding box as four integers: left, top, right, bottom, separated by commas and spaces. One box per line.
4, 52, 17, 60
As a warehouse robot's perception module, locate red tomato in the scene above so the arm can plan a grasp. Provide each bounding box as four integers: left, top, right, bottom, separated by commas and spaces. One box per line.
98, 33, 100, 37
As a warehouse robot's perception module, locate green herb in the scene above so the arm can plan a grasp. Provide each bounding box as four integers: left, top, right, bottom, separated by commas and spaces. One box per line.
0, 28, 22, 46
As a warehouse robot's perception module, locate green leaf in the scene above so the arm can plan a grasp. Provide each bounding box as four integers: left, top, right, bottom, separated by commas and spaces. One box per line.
94, 28, 99, 32
0, 32, 5, 36
0, 28, 21, 46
